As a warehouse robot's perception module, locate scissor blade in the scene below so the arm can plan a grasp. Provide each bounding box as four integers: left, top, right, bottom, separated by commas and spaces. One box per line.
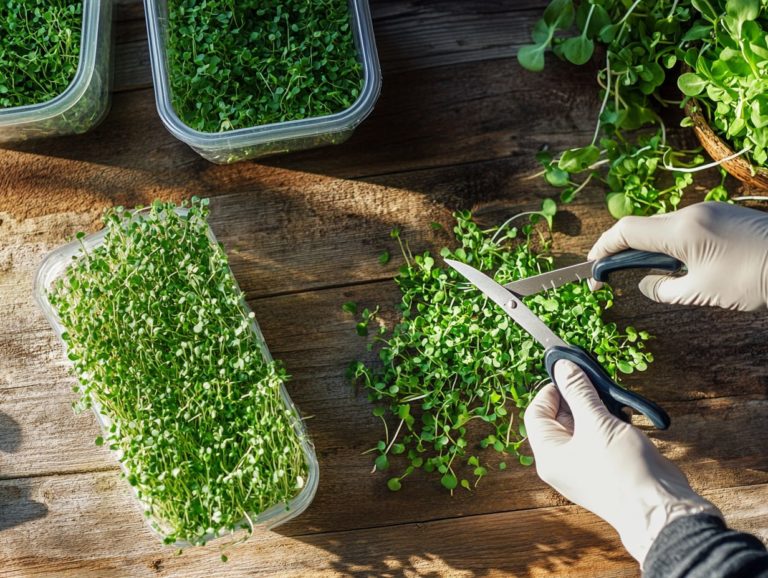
503, 261, 594, 296
445, 259, 567, 349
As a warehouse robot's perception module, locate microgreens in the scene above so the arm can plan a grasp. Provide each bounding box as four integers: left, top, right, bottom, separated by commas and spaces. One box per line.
519, 0, 742, 217
166, 0, 363, 132
49, 198, 308, 545
0, 1, 82, 109
347, 212, 653, 492
678, 0, 768, 166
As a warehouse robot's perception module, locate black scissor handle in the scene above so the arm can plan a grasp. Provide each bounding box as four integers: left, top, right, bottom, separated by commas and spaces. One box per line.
592, 250, 683, 283
544, 344, 671, 430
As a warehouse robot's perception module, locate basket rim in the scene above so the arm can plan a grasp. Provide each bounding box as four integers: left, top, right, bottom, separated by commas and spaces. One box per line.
683, 98, 768, 178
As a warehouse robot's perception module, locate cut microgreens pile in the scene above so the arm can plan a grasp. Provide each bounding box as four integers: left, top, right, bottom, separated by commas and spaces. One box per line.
0, 1, 83, 109
518, 0, 745, 218
48, 199, 307, 545
347, 210, 652, 492
166, 0, 363, 132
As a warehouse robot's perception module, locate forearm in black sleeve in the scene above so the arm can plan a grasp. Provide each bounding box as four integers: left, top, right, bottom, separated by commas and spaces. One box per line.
643, 513, 768, 578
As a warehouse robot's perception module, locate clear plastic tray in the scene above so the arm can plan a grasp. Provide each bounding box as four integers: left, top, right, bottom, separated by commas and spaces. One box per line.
33, 207, 319, 546
144, 0, 382, 163
0, 0, 113, 143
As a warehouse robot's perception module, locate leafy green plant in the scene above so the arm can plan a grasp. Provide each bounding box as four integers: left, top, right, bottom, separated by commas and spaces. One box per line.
677, 0, 768, 166
166, 0, 363, 132
48, 199, 308, 545
347, 211, 653, 491
0, 1, 83, 109
519, 0, 734, 216
537, 131, 705, 218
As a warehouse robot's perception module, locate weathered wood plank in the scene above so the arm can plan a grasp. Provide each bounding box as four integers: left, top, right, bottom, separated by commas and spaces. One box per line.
0, 55, 629, 219
1, 472, 766, 578
2, 259, 768, 535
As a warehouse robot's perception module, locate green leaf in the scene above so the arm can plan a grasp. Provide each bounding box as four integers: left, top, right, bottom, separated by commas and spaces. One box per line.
677, 73, 708, 97
540, 197, 557, 228
606, 192, 633, 219
387, 477, 402, 491
517, 43, 547, 72
519, 455, 534, 466
576, 3, 611, 37
440, 473, 458, 490
692, 0, 719, 21
95, 436, 104, 446
375, 454, 390, 471
681, 21, 713, 43
543, 0, 575, 28
378, 250, 391, 265
598, 23, 618, 43
342, 301, 357, 314
558, 145, 600, 173
561, 35, 594, 66
617, 360, 634, 374
545, 166, 570, 187
726, 0, 760, 26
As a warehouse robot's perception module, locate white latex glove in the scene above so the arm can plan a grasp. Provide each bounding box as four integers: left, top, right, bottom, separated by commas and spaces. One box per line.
588, 202, 768, 311
524, 360, 722, 566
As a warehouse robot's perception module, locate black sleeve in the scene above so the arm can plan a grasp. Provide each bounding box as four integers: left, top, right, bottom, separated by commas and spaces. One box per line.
643, 513, 768, 578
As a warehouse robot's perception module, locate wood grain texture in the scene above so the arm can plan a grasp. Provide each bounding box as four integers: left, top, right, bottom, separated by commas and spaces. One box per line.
1, 470, 766, 578
1, 1, 767, 576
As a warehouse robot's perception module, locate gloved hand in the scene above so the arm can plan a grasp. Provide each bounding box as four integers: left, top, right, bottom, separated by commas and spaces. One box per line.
525, 360, 722, 566
588, 202, 768, 311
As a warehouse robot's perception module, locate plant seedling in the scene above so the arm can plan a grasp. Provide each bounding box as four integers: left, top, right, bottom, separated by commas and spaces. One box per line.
49, 198, 308, 545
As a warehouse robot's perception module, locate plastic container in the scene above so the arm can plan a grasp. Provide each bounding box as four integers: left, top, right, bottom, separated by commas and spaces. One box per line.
0, 0, 113, 143
144, 0, 382, 163
34, 207, 319, 545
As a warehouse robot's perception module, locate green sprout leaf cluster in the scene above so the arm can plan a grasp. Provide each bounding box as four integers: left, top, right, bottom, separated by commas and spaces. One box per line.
48, 199, 308, 545
0, 1, 83, 109
519, 0, 748, 218
677, 0, 768, 166
166, 0, 363, 133
347, 212, 653, 492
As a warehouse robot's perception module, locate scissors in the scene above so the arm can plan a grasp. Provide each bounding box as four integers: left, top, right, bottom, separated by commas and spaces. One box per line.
445, 249, 683, 430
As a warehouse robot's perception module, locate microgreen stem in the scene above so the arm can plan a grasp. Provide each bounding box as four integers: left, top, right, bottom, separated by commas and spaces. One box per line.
592, 55, 612, 147
661, 146, 750, 173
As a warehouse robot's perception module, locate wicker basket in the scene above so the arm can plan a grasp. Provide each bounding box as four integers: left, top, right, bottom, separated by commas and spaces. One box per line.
684, 99, 768, 190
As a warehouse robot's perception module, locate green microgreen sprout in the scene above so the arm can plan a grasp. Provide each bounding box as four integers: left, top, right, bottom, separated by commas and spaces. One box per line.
48, 198, 308, 546
346, 210, 653, 492
0, 1, 83, 109
166, 0, 363, 132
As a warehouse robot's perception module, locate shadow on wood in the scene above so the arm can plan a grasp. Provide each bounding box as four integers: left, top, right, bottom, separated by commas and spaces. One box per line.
0, 410, 22, 454
0, 482, 48, 533
277, 506, 634, 577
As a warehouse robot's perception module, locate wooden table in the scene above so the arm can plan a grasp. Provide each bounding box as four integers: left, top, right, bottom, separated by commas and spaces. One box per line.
2, 1, 768, 576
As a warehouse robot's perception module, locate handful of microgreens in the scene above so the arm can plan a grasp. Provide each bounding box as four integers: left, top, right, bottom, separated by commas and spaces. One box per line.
348, 211, 652, 492
48, 199, 308, 546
